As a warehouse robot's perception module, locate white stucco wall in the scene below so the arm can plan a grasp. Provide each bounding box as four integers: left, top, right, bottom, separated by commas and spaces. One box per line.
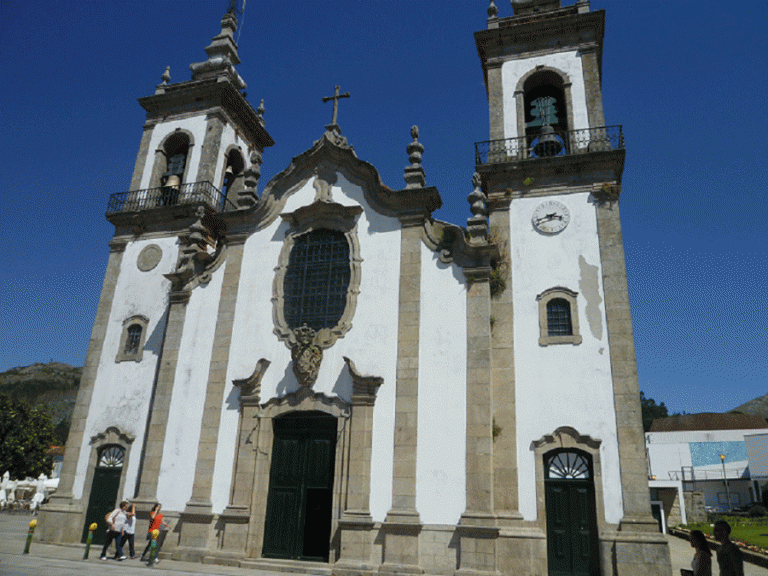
139, 117, 209, 189
156, 262, 226, 511
501, 50, 589, 140
416, 245, 467, 525
73, 236, 178, 500
211, 172, 402, 518
510, 192, 623, 523
745, 433, 768, 478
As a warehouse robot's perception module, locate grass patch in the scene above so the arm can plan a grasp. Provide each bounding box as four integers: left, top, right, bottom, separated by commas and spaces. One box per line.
682, 517, 768, 551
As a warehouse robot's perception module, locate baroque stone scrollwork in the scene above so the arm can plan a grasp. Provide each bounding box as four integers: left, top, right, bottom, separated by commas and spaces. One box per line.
291, 325, 323, 388
164, 205, 227, 291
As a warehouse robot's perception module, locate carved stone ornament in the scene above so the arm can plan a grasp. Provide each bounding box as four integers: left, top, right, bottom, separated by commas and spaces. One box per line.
291, 324, 323, 388
232, 358, 271, 402
164, 205, 227, 291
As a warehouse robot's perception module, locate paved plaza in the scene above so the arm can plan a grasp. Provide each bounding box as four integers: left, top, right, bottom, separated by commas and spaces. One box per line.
1, 513, 766, 576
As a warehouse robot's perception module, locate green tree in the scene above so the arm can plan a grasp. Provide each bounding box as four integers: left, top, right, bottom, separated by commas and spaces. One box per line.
0, 396, 54, 478
640, 391, 677, 432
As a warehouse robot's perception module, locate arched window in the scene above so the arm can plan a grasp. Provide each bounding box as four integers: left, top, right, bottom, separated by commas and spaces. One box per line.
221, 149, 245, 205
116, 315, 149, 362
161, 132, 189, 186
537, 287, 582, 346
97, 445, 125, 469
523, 70, 569, 157
283, 229, 351, 332
546, 298, 572, 336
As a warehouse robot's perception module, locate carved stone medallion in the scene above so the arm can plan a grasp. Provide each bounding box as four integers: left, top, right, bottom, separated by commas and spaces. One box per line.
290, 324, 323, 388
137, 244, 162, 271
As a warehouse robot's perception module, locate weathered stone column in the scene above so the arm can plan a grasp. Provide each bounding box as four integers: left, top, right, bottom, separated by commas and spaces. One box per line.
39, 240, 126, 544
133, 288, 191, 505
129, 123, 155, 191
595, 196, 672, 575
176, 233, 247, 558
219, 359, 270, 557
379, 217, 423, 576
487, 62, 505, 142
334, 357, 383, 576
487, 202, 520, 521
196, 113, 225, 184
456, 174, 499, 576
580, 46, 606, 129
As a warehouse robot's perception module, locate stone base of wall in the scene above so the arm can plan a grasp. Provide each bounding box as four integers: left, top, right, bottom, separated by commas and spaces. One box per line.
683, 490, 706, 524
36, 496, 85, 545
599, 531, 673, 576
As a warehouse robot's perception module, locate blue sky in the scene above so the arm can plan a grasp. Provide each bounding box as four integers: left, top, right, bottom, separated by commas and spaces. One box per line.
1, 1, 766, 415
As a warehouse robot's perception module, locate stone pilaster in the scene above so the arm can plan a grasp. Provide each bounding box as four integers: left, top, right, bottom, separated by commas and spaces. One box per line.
334, 357, 383, 576
456, 266, 499, 576
133, 287, 190, 508
379, 219, 423, 576
487, 63, 505, 142
196, 113, 225, 185
219, 359, 269, 557
38, 240, 126, 544
176, 234, 247, 558
595, 199, 672, 575
580, 46, 606, 129
487, 204, 520, 522
130, 124, 155, 191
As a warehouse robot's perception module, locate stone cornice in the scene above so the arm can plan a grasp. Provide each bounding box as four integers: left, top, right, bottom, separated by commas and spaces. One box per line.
475, 9, 605, 86
138, 79, 274, 150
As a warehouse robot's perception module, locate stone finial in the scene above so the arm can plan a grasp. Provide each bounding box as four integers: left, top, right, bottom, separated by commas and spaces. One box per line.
161, 66, 171, 85
488, 0, 498, 19
189, 10, 246, 89
466, 172, 489, 245
404, 125, 426, 189
239, 150, 263, 208
257, 99, 265, 119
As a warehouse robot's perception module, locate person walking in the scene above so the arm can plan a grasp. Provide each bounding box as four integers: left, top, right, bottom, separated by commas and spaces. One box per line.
100, 501, 128, 560
140, 502, 171, 563
121, 503, 137, 559
689, 529, 712, 576
714, 520, 744, 576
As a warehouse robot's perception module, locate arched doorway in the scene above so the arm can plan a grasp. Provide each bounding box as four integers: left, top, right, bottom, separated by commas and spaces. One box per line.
544, 449, 599, 576
81, 445, 124, 544
262, 411, 337, 561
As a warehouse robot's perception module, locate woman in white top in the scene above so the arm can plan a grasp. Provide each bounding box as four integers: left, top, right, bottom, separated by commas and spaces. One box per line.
690, 529, 713, 576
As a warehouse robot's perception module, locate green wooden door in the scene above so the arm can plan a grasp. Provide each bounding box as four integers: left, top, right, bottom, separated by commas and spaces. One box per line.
81, 445, 124, 544
545, 450, 599, 576
263, 412, 336, 561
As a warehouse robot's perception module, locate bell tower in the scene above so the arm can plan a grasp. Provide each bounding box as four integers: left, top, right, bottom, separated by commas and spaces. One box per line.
474, 2, 673, 575
110, 8, 274, 234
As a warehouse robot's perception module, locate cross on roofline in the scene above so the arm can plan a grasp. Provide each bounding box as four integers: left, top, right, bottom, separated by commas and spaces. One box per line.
322, 85, 350, 128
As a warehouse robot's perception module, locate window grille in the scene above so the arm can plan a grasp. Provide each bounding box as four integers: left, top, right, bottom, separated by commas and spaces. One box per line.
547, 298, 572, 336
284, 229, 351, 332
124, 324, 142, 355
546, 450, 590, 480
98, 445, 125, 469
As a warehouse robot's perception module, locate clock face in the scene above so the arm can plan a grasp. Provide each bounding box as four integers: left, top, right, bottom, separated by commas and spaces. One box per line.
532, 200, 570, 234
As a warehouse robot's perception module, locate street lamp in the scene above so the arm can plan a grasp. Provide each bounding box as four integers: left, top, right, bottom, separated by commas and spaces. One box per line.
720, 454, 731, 512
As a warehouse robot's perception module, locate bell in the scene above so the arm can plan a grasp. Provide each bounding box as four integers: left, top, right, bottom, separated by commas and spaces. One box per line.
533, 125, 563, 157
165, 174, 181, 189
224, 164, 234, 176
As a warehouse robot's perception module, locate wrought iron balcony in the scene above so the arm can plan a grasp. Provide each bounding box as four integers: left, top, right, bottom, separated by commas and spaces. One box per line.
106, 181, 237, 214
474, 125, 624, 165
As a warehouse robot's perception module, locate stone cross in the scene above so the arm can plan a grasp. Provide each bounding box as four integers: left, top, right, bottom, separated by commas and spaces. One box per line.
322, 85, 350, 126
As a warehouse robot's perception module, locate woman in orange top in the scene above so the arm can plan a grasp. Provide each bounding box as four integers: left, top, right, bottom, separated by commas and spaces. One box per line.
140, 502, 171, 563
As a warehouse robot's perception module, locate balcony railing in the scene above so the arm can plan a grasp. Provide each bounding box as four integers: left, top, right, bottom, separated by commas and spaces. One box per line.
107, 181, 237, 214
474, 125, 624, 165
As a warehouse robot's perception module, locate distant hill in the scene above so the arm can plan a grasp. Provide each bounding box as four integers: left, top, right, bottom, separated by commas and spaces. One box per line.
731, 392, 768, 420
0, 362, 81, 425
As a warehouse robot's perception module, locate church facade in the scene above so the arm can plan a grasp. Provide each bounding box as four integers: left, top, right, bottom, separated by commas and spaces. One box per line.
39, 1, 672, 574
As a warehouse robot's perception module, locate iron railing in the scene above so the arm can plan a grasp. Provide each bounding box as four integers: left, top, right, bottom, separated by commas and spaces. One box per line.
106, 181, 237, 214
474, 125, 624, 165
668, 466, 748, 482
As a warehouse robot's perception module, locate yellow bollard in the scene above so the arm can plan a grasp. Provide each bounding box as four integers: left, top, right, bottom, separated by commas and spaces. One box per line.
23, 519, 37, 554
83, 522, 98, 559
146, 528, 160, 566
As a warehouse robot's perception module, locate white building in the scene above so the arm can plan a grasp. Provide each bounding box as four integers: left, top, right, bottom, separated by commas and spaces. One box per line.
646, 413, 768, 512
39, 2, 671, 574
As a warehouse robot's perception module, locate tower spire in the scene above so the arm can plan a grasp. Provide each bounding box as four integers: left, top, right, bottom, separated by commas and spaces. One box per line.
189, 10, 246, 89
